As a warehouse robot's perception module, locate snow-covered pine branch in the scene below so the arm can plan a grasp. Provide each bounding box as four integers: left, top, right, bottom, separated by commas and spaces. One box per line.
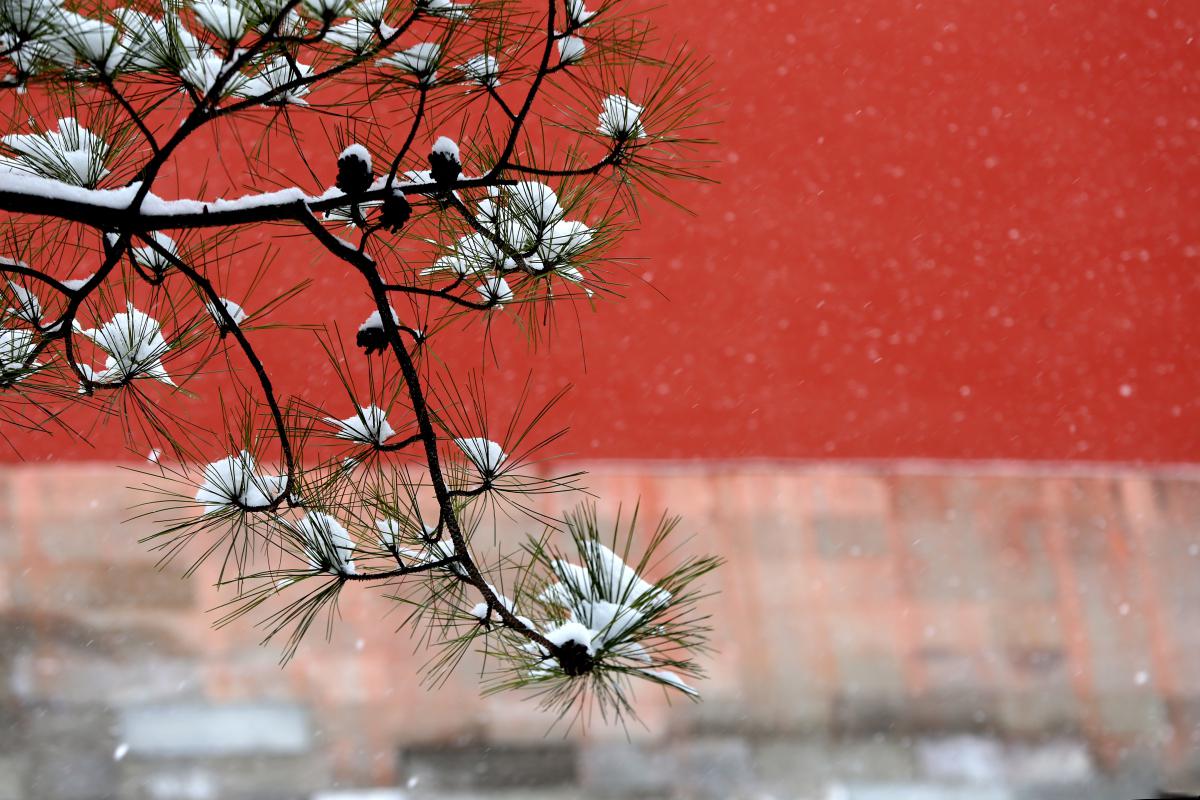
0, 0, 717, 724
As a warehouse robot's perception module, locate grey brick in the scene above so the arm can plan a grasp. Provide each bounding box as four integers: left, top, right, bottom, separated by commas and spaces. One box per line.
836, 786, 1013, 800
815, 515, 889, 559
118, 703, 311, 757
667, 737, 752, 800
753, 738, 918, 795
1002, 739, 1093, 784
0, 754, 28, 800
400, 741, 577, 792
1094, 691, 1170, 737
993, 689, 1082, 736
118, 754, 328, 800
12, 652, 200, 706
25, 703, 119, 800
916, 736, 1005, 783
578, 740, 673, 798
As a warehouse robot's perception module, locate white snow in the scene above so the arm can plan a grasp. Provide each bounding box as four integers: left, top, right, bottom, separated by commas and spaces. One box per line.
350, 0, 388, 23
420, 0, 470, 20
539, 595, 655, 663
300, 0, 352, 19
0, 171, 136, 208
1, 38, 49, 77
205, 297, 247, 326
339, 143, 372, 171
431, 136, 460, 160
0, 171, 308, 220
557, 35, 585, 64
114, 9, 204, 71
570, 599, 644, 647
469, 585, 516, 622
179, 52, 241, 96
194, 451, 286, 513
565, 0, 596, 27
255, 7, 306, 35
0, 327, 39, 380
1, 117, 110, 187
191, 0, 248, 41
421, 233, 511, 277
597, 94, 647, 140
378, 42, 440, 85
544, 620, 596, 653
202, 186, 310, 213
581, 540, 671, 608
59, 273, 93, 291
475, 275, 513, 304
323, 404, 396, 445
44, 11, 123, 69
239, 56, 314, 105
537, 561, 589, 606
325, 18, 392, 51
453, 436, 507, 476
399, 169, 432, 185
377, 520, 468, 576
610, 640, 650, 663
374, 517, 403, 549
294, 511, 356, 574
130, 232, 178, 273
467, 181, 596, 276
505, 181, 563, 228
6, 281, 41, 323
538, 540, 672, 658
357, 306, 398, 332
638, 668, 698, 697
400, 534, 469, 578
431, 190, 590, 296
424, 537, 461, 573
537, 219, 593, 263
555, 265, 593, 296
75, 302, 175, 387
423, 254, 468, 276
457, 53, 499, 87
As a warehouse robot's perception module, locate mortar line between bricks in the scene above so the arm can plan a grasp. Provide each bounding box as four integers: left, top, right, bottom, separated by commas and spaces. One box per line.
557, 459, 1200, 480
1120, 475, 1186, 763
803, 476, 849, 718
1041, 478, 1105, 761
14, 471, 52, 695
967, 483, 1001, 692
883, 475, 929, 697
713, 470, 775, 714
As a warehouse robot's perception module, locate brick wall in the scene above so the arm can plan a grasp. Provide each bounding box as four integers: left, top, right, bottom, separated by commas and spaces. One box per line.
0, 462, 1197, 799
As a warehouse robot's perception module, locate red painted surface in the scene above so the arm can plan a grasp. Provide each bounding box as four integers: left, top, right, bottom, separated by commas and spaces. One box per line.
5, 0, 1200, 462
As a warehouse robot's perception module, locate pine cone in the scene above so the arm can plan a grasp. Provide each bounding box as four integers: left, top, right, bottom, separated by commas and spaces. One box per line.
379, 190, 412, 232
357, 325, 388, 355
336, 149, 373, 195
429, 137, 462, 185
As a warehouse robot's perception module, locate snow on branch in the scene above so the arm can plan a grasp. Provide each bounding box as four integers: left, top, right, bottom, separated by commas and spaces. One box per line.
0, 0, 718, 724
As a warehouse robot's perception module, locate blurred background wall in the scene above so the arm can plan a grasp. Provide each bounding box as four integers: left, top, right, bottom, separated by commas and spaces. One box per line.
2, 463, 1198, 799
2, 0, 1199, 798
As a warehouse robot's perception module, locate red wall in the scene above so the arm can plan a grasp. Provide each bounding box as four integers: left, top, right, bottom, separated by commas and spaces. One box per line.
6, 0, 1200, 462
